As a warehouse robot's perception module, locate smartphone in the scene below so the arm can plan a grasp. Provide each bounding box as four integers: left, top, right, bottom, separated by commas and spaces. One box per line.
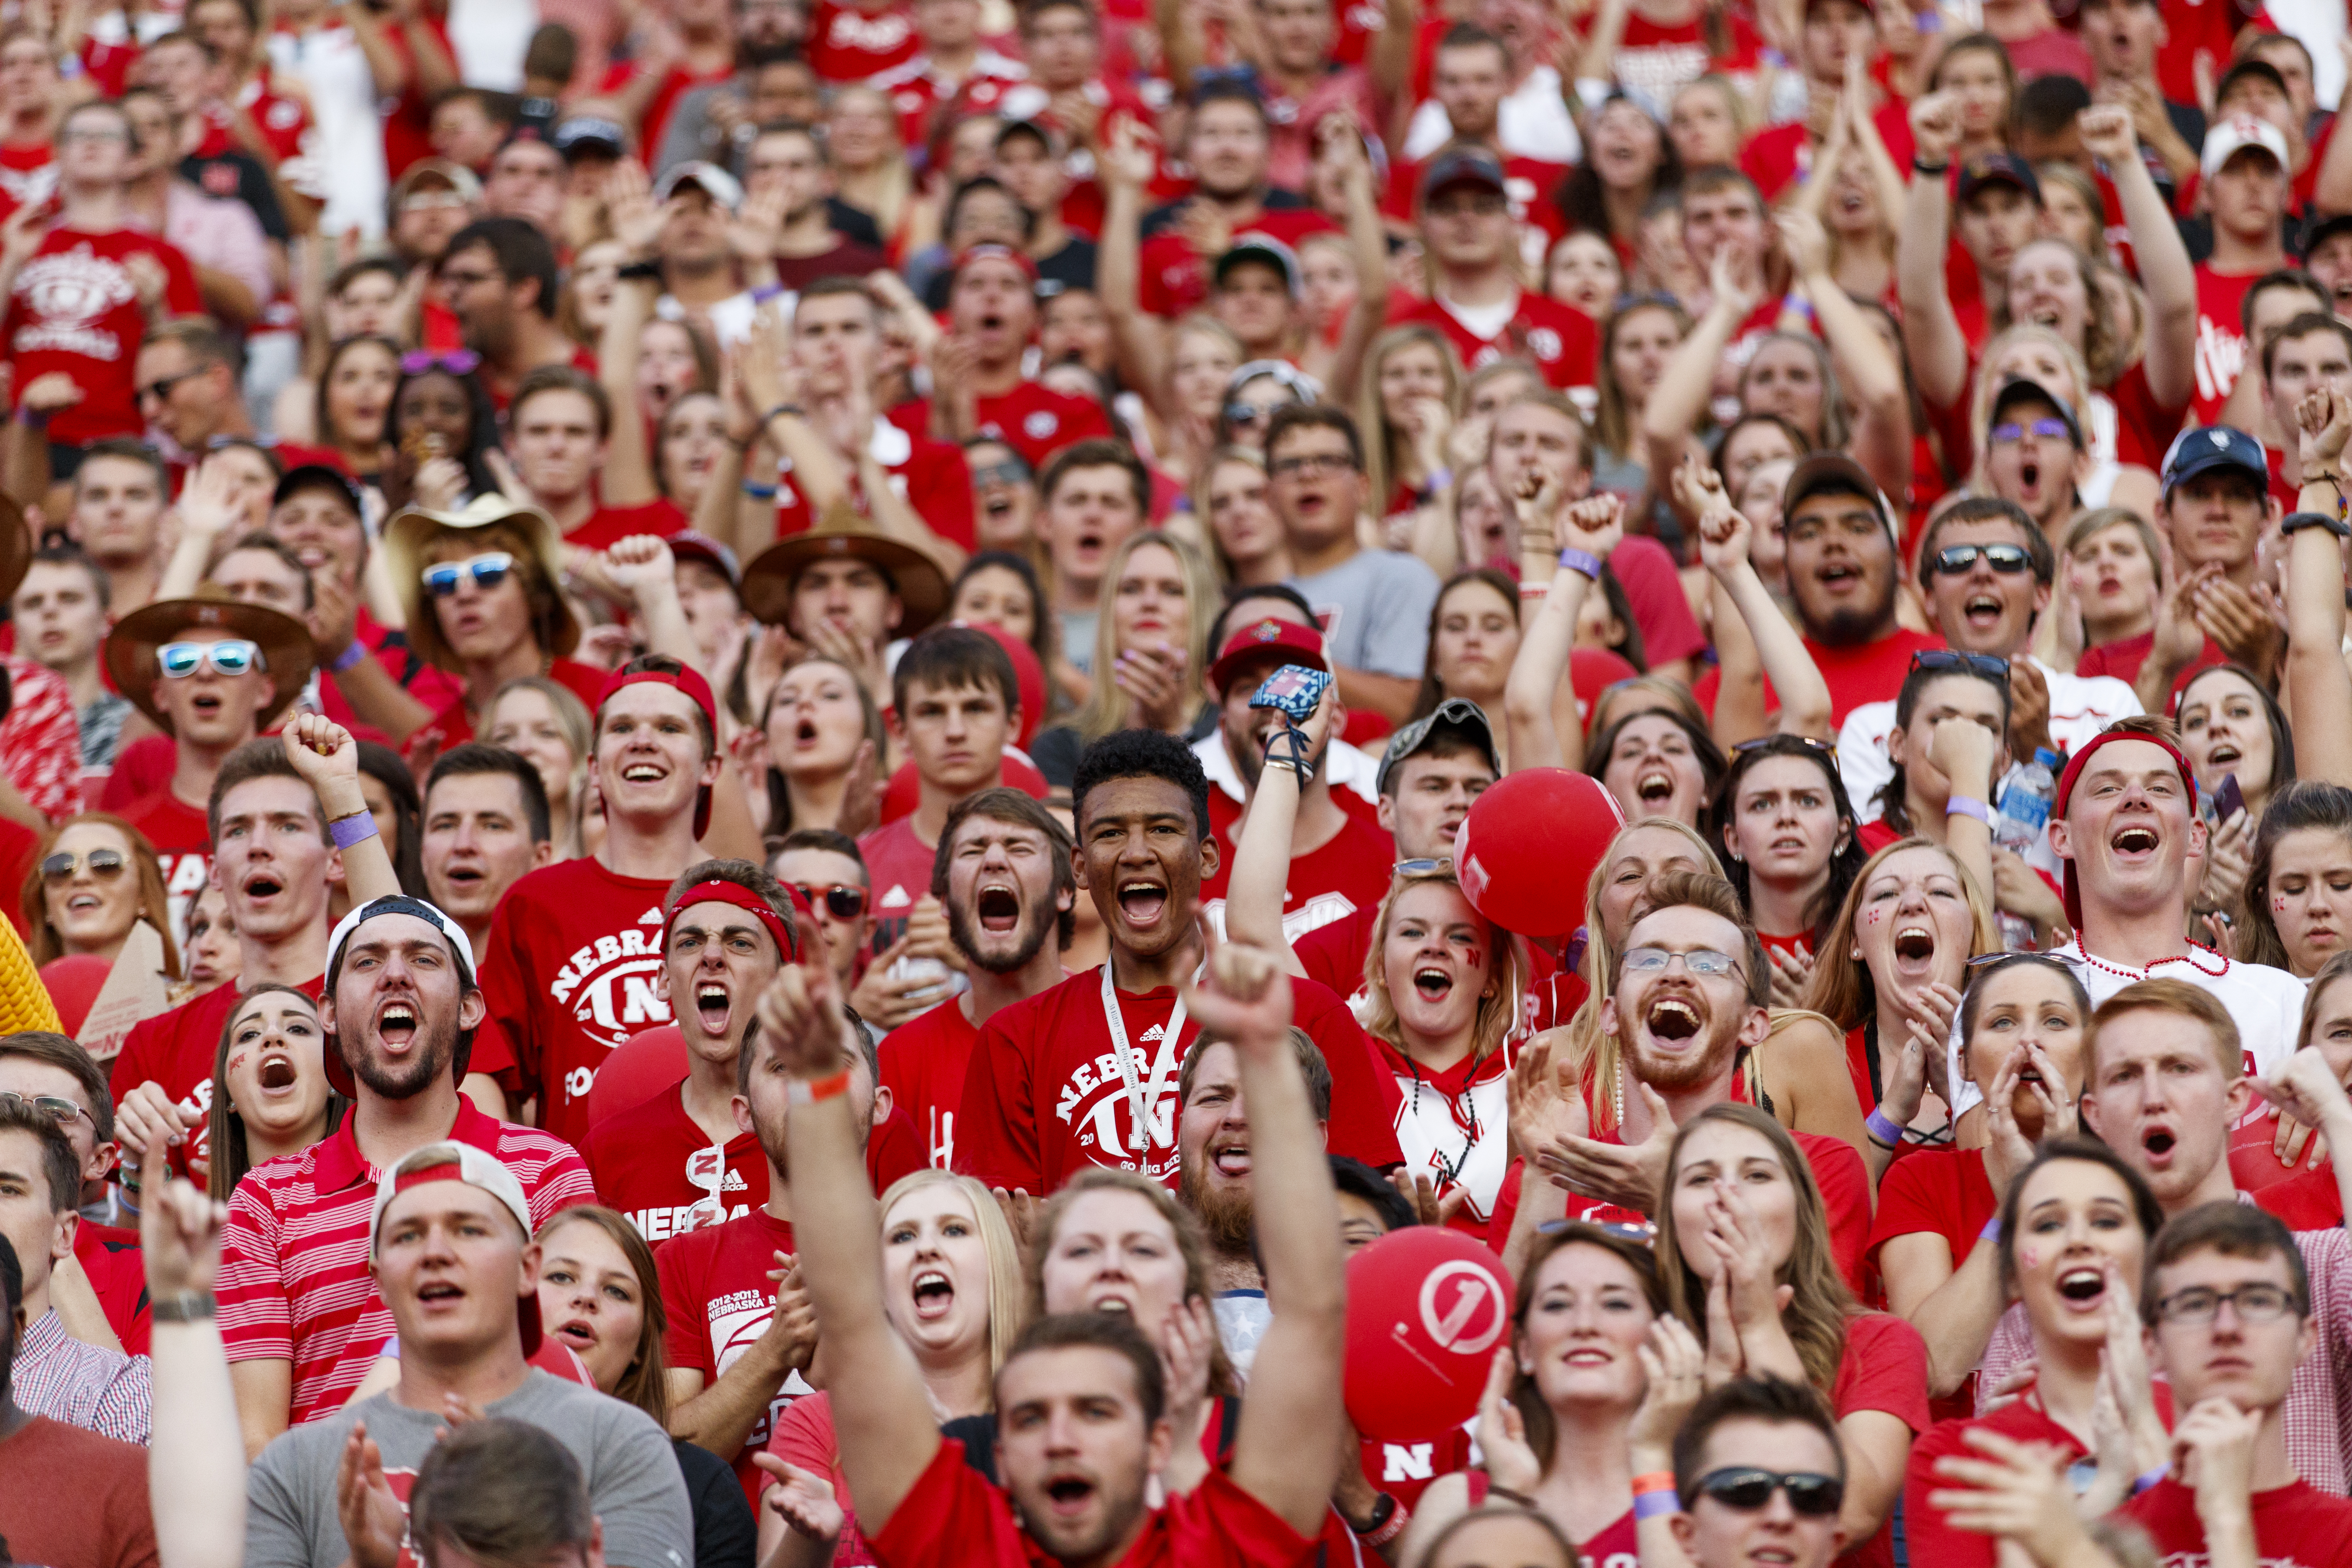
2215, 772, 2247, 824
1249, 664, 1332, 725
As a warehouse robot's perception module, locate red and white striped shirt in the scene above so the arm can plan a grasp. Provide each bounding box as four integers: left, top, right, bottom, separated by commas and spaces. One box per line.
217, 1098, 596, 1427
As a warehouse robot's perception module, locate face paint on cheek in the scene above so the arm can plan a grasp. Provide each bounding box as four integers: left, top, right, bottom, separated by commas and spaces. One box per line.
2278, 896, 2291, 915
225, 1052, 248, 1075
1462, 946, 1485, 969
2020, 1247, 2040, 1271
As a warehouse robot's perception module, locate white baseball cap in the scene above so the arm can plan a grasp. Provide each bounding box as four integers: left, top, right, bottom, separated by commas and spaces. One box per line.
2202, 115, 2289, 178
368, 1142, 543, 1353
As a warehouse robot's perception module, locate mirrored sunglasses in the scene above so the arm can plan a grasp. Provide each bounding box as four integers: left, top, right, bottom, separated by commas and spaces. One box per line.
422, 552, 516, 596
159, 640, 264, 679
40, 848, 127, 885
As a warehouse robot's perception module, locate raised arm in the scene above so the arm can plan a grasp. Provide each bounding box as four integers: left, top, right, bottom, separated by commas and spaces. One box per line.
1779, 208, 1911, 500
283, 716, 400, 904
156, 456, 245, 601
598, 165, 667, 510
1640, 247, 1760, 493
1098, 120, 1175, 415
1896, 91, 1970, 411
1188, 938, 1348, 1538
2284, 388, 2352, 786
1679, 457, 1832, 741
755, 960, 942, 1534
142, 1136, 242, 1568
1220, 687, 1336, 975
1318, 119, 1394, 411
2081, 104, 2195, 411
1503, 487, 1621, 770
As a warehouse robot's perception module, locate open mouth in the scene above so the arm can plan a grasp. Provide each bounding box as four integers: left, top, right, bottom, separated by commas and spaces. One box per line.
978, 311, 1007, 333
2143, 1127, 2177, 1161
2209, 744, 2241, 768
2057, 1266, 2106, 1305
2112, 825, 2160, 856
242, 870, 284, 900
2018, 1066, 2044, 1085
911, 1268, 955, 1319
1635, 769, 1675, 807
2025, 305, 2062, 328
554, 1317, 597, 1349
257, 1052, 297, 1090
1964, 592, 2005, 630
1893, 925, 1936, 965
1117, 879, 1167, 927
1042, 1475, 1096, 1514
983, 491, 1013, 521
622, 763, 665, 783
793, 717, 819, 745
696, 983, 731, 1035
417, 1279, 463, 1305
190, 693, 223, 719
378, 1001, 418, 1050
1210, 1139, 1250, 1179
66, 893, 100, 914
1816, 562, 1860, 594
977, 884, 1020, 932
2018, 458, 2042, 491
443, 864, 483, 890
1646, 996, 1701, 1041
1413, 965, 1454, 1001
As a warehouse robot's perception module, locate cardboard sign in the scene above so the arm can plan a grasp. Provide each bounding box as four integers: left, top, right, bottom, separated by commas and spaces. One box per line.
77, 920, 172, 1062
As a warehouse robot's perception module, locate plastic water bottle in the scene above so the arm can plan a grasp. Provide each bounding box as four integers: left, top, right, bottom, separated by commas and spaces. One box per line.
1992, 748, 2059, 950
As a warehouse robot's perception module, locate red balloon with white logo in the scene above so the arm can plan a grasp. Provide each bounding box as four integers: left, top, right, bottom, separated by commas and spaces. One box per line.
1344, 1226, 1515, 1442
1452, 768, 1625, 944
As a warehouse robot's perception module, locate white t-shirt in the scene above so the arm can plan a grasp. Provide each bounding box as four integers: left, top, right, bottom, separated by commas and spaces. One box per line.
1403, 65, 1583, 162
264, 24, 386, 238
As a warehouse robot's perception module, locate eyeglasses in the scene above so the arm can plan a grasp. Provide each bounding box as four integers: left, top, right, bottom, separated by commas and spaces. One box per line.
402, 190, 471, 213
138, 368, 204, 403
1990, 418, 2074, 445
792, 882, 869, 920
401, 349, 481, 377
1930, 543, 2034, 576
0, 1090, 90, 1129
2154, 1282, 2300, 1327
422, 553, 515, 596
439, 265, 504, 289
159, 640, 265, 678
1693, 1468, 1846, 1517
1271, 452, 1354, 478
40, 848, 126, 885
970, 459, 1031, 487
1621, 946, 1745, 979
1909, 649, 2012, 683
1394, 857, 1455, 877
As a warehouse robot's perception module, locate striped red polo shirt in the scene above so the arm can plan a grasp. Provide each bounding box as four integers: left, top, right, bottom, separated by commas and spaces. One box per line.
217, 1097, 597, 1427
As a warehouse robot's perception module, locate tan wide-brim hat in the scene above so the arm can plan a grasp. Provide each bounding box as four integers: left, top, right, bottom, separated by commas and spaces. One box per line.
382, 495, 579, 673
740, 499, 951, 637
104, 587, 316, 735
0, 490, 28, 606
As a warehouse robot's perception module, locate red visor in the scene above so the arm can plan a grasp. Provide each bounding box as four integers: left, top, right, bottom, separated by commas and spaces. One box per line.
664, 879, 802, 964
2052, 729, 2199, 928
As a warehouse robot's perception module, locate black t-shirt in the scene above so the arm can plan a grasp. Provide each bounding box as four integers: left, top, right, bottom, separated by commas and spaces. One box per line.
672, 1437, 756, 1568
180, 149, 287, 241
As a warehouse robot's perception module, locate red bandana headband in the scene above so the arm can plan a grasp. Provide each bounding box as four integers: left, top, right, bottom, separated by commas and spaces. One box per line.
2052, 729, 2200, 928
665, 879, 802, 964
392, 1161, 464, 1196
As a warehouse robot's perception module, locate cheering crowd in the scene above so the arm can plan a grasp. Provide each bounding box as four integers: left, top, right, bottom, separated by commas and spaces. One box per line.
8, 0, 2352, 1564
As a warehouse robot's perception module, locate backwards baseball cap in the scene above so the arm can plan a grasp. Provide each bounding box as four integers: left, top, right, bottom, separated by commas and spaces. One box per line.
1420, 145, 1508, 204
1989, 377, 2084, 449
323, 895, 480, 1097
598, 662, 722, 837
1215, 233, 1302, 299
1207, 616, 1329, 695
2202, 114, 2289, 178
2159, 423, 2268, 498
667, 531, 741, 593
2305, 211, 2352, 257
654, 160, 744, 211
1956, 153, 2042, 209
272, 462, 364, 518
1377, 698, 1500, 796
368, 1142, 542, 1354
2051, 726, 2199, 927
664, 877, 802, 964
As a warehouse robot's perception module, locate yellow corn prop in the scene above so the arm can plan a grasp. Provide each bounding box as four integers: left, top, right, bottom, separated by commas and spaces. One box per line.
0, 918, 61, 1034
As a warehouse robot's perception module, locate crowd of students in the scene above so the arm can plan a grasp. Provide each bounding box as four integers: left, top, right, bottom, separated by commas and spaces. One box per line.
4, 0, 2352, 1564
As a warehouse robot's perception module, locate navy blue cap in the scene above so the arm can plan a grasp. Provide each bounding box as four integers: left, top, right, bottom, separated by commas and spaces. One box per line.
1989, 377, 2083, 449
1957, 152, 2042, 208
2160, 424, 2269, 497
1420, 145, 1508, 203
272, 462, 362, 517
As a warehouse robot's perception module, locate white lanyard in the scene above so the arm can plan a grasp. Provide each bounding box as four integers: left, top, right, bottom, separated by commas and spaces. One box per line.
1101, 965, 1185, 1153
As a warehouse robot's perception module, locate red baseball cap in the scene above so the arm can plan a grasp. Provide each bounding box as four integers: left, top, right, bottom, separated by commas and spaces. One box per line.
598, 663, 722, 837
2051, 728, 2199, 928
1207, 617, 1329, 695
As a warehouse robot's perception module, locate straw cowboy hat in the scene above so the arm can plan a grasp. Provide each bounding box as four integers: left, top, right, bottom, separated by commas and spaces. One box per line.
104, 586, 315, 735
740, 499, 951, 636
0, 489, 29, 606
383, 495, 580, 671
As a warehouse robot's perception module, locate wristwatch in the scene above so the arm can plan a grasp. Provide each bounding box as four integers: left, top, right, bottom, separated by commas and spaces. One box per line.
2282, 509, 2351, 539
152, 1289, 216, 1323
616, 259, 664, 284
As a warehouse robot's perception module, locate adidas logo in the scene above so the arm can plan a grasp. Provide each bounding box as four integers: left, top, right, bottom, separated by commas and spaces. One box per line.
638, 907, 664, 925
1139, 1025, 1164, 1042
880, 885, 913, 910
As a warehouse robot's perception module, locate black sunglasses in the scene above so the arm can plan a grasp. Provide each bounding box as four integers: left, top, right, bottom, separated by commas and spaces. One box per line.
1930, 543, 2034, 577
1910, 649, 2011, 683
791, 882, 869, 920
41, 848, 127, 884
1730, 734, 1836, 756
1693, 1468, 1846, 1517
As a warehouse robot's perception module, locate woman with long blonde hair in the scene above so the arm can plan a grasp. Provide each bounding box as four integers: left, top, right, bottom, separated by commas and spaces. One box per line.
1654, 1102, 1928, 1565
1030, 530, 1219, 786
826, 86, 913, 248
1356, 325, 1463, 535
22, 813, 179, 975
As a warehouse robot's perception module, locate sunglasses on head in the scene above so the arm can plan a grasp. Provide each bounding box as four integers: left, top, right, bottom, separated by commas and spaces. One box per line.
40, 848, 126, 885
970, 459, 1031, 487
1693, 1468, 1846, 1516
1909, 649, 2011, 683
401, 349, 481, 377
1730, 734, 1836, 756
792, 882, 869, 920
1930, 543, 2034, 576
159, 639, 264, 679
1393, 856, 1455, 878
422, 552, 515, 596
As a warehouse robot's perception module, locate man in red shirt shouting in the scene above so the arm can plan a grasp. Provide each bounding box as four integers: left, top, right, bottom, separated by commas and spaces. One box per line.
764, 922, 1352, 1568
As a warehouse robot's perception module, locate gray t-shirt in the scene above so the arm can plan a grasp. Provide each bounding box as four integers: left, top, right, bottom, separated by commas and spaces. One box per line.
1291, 549, 1443, 681
245, 1371, 693, 1568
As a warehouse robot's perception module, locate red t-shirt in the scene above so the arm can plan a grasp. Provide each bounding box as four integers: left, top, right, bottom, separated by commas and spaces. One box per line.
1868, 1145, 1997, 1274
115, 787, 213, 937
5, 226, 202, 445
1832, 1311, 1934, 1568
775, 431, 976, 552
655, 1207, 813, 1502
476, 855, 685, 1149
567, 497, 689, 551
2257, 1166, 2345, 1230
889, 382, 1115, 474
1694, 627, 1946, 730
871, 1435, 1314, 1568
2156, 0, 2275, 108
1198, 800, 1395, 947
0, 141, 55, 211
1741, 101, 1916, 203
954, 969, 1404, 1192
1384, 290, 1597, 400
2074, 628, 2228, 699
109, 974, 326, 1172
877, 994, 982, 1173
585, 1083, 766, 1244
856, 814, 942, 959
805, 0, 922, 83
1136, 205, 1341, 318
2192, 264, 2264, 427
2124, 1476, 2352, 1566
1904, 1390, 2100, 1568
74, 1222, 150, 1356
405, 656, 611, 764
1608, 535, 1710, 670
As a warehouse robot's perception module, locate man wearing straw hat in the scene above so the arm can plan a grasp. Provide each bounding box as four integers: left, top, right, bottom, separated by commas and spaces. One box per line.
740, 499, 951, 704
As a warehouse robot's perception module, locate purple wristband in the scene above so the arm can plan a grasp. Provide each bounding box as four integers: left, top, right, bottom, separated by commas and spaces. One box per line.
1980, 1215, 2003, 1241
1557, 546, 1604, 580
331, 640, 367, 673
329, 811, 379, 851
1946, 795, 1992, 825
1865, 1107, 1905, 1146
2132, 1465, 2168, 1496
1632, 1491, 1681, 1521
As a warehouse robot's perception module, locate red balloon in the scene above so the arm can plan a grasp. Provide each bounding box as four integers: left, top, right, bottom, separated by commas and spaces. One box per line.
40, 954, 113, 1039
1453, 768, 1625, 943
1344, 1226, 1516, 1442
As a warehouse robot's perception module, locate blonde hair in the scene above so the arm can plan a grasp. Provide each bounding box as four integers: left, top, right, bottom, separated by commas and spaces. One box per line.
1991, 240, 2125, 387
878, 1169, 1028, 1388
23, 813, 180, 977
1593, 296, 1690, 457
1191, 446, 1268, 584
1800, 836, 1998, 1029
1069, 530, 1219, 744
2064, 506, 2167, 594
1028, 1167, 1237, 1397
1965, 323, 2097, 490
1358, 871, 1526, 1066
1357, 325, 1463, 515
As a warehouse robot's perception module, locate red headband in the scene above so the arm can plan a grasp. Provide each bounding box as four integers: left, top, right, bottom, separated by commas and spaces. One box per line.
600, 665, 722, 836
2052, 729, 2200, 928
665, 879, 801, 964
